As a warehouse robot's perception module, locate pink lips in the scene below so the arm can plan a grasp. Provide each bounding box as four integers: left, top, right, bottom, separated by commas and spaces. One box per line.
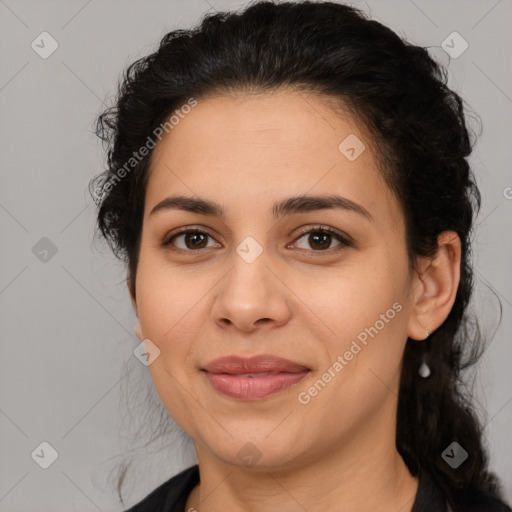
202, 355, 310, 400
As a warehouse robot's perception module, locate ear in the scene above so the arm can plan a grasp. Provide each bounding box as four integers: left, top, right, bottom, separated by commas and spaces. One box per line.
128, 276, 144, 342
407, 231, 461, 341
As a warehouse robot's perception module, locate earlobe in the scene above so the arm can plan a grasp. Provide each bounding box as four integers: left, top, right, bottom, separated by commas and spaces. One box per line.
128, 276, 138, 315
128, 277, 143, 340
135, 321, 144, 341
407, 231, 461, 341
126, 277, 139, 317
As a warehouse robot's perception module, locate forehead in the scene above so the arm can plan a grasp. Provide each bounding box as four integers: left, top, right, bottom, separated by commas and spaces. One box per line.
145, 90, 402, 232
152, 89, 370, 159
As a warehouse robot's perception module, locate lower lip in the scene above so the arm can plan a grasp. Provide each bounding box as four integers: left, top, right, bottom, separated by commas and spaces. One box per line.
203, 371, 310, 400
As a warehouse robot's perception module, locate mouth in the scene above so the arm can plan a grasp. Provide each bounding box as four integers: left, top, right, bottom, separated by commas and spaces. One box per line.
201, 354, 311, 400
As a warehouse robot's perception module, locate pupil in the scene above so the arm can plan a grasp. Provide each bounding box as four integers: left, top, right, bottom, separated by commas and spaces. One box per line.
310, 233, 330, 250
186, 233, 207, 249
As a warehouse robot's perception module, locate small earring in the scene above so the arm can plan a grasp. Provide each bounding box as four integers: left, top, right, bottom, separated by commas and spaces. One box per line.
418, 360, 431, 378
418, 325, 431, 378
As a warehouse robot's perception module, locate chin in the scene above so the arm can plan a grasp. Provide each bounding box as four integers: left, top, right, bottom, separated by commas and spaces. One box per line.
198, 429, 308, 471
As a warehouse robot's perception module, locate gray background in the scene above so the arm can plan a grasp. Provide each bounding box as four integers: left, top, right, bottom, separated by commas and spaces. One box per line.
0, 0, 511, 510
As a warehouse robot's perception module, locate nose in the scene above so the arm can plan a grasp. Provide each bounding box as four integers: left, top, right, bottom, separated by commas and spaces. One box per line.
211, 247, 292, 333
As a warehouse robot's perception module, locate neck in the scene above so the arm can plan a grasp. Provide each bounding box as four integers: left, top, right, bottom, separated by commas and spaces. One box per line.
186, 411, 418, 512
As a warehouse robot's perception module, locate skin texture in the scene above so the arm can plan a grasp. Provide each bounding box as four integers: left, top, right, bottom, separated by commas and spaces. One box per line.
130, 89, 461, 512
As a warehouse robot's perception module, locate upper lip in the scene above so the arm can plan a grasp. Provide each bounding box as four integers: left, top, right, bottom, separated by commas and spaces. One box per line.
202, 355, 310, 374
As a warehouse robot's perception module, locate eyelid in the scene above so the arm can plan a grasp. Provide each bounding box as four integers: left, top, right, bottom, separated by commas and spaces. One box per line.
162, 224, 354, 252
292, 224, 353, 246
162, 225, 219, 249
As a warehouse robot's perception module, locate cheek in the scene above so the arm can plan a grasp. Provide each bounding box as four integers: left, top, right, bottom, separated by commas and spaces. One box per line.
311, 257, 410, 377
135, 266, 204, 426
136, 248, 197, 332
134, 255, 219, 389
303, 303, 408, 426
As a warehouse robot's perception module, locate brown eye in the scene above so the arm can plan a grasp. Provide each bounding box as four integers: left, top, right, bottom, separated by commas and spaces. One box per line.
306, 232, 333, 250
162, 225, 352, 254
163, 229, 220, 251
291, 226, 352, 252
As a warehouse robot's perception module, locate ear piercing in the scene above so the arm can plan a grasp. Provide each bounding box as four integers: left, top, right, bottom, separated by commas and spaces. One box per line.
418, 324, 431, 378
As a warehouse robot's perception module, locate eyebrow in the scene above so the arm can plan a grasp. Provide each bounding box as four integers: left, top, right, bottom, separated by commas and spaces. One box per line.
149, 194, 373, 221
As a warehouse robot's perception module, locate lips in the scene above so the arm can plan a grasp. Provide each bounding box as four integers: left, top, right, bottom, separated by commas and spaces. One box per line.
202, 354, 310, 374
201, 355, 310, 400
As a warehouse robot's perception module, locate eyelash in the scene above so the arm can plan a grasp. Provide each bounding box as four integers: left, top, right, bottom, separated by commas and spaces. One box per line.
162, 225, 353, 254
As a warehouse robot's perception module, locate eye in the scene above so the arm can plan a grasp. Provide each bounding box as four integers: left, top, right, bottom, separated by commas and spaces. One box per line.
290, 225, 353, 252
162, 225, 353, 253
163, 228, 221, 251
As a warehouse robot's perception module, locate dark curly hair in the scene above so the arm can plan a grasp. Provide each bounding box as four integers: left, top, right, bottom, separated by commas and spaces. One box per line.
90, 1, 509, 509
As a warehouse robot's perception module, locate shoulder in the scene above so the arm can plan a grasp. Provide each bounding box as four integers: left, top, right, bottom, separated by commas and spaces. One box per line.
450, 489, 512, 512
414, 467, 512, 512
123, 464, 200, 512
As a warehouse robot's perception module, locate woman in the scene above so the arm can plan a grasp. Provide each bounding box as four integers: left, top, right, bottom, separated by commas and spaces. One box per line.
90, 1, 511, 511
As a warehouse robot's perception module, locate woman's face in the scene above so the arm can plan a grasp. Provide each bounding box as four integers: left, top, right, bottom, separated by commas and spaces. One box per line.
132, 90, 422, 470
